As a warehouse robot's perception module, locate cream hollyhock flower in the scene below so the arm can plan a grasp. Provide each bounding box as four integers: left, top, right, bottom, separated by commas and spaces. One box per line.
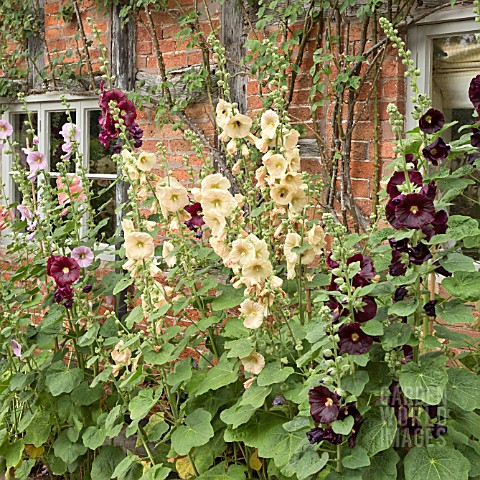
121, 219, 135, 236
284, 232, 301, 264
125, 232, 155, 260
263, 153, 287, 179
285, 147, 301, 172
243, 377, 255, 389
241, 350, 265, 375
308, 225, 327, 252
226, 139, 237, 155
136, 151, 156, 172
121, 148, 135, 165
227, 238, 256, 268
255, 166, 268, 188
289, 188, 307, 213
158, 180, 189, 214
162, 241, 176, 267
240, 299, 265, 329
232, 160, 242, 175
111, 340, 132, 366
224, 114, 253, 139
242, 258, 273, 285
271, 183, 294, 205
254, 136, 271, 153
210, 230, 231, 258
240, 144, 250, 157
283, 128, 300, 150
201, 173, 231, 192
216, 99, 233, 128
247, 234, 269, 261
203, 209, 226, 237
280, 172, 302, 190
260, 110, 279, 140
201, 189, 236, 217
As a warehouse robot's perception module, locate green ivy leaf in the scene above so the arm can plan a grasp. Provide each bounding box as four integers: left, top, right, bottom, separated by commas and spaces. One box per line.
23, 411, 50, 447
171, 409, 214, 455
446, 368, 480, 411
220, 402, 257, 429
129, 388, 162, 421
356, 408, 397, 456
388, 299, 419, 317
403, 445, 470, 480
196, 462, 247, 479
112, 276, 134, 295
45, 367, 83, 396
139, 465, 171, 480
361, 320, 384, 336
239, 383, 272, 408
281, 447, 329, 480
399, 359, 448, 405
4, 440, 24, 469
166, 359, 193, 386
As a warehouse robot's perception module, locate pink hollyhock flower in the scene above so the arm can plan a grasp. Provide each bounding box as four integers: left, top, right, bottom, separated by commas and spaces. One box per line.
71, 246, 94, 268
17, 204, 33, 223
60, 123, 81, 143
56, 175, 87, 206
48, 256, 80, 286
26, 151, 47, 173
33, 136, 39, 145
0, 120, 13, 140
0, 206, 11, 231
10, 340, 22, 357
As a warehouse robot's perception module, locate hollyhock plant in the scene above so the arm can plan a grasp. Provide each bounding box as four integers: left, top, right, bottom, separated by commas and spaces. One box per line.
408, 242, 432, 265
0, 120, 13, 139
48, 256, 80, 287
308, 385, 340, 424
391, 193, 435, 229
422, 137, 451, 165
26, 151, 47, 173
419, 108, 445, 134
71, 246, 94, 268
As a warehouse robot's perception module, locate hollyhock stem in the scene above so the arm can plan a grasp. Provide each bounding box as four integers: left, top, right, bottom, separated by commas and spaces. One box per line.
337, 444, 342, 472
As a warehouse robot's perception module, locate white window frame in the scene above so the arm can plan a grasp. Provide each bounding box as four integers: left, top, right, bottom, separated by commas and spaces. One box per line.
407, 5, 479, 131
1, 94, 117, 246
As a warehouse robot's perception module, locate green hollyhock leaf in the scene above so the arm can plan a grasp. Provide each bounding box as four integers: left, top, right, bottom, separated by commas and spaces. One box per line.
112, 276, 134, 295
326, 470, 362, 479
225, 338, 255, 359
388, 298, 419, 317
111, 455, 135, 479
257, 362, 294, 387
439, 253, 476, 273
356, 408, 397, 456
82, 426, 106, 450
399, 358, 448, 405
442, 272, 480, 302
23, 411, 51, 447
139, 464, 171, 480
196, 355, 239, 395
282, 416, 311, 432
4, 440, 24, 468
361, 320, 384, 336
196, 462, 247, 479
437, 301, 475, 324
220, 401, 257, 429
53, 430, 87, 464
342, 446, 370, 469
171, 409, 214, 455
343, 371, 369, 397
45, 366, 83, 396
281, 447, 329, 480
361, 449, 400, 480
446, 368, 480, 411
239, 383, 272, 408
212, 285, 244, 311
129, 388, 162, 421
332, 415, 354, 435
166, 359, 193, 386
381, 323, 412, 351
404, 445, 470, 480
71, 381, 103, 406
143, 344, 176, 365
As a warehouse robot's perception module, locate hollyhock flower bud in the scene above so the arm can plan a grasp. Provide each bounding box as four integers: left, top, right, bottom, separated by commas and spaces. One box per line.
419, 108, 445, 134
82, 284, 93, 293
423, 300, 437, 317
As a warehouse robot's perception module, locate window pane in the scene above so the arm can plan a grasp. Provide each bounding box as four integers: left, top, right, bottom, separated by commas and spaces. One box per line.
87, 110, 116, 174
432, 36, 480, 258
10, 112, 38, 205
90, 179, 116, 240
49, 111, 76, 173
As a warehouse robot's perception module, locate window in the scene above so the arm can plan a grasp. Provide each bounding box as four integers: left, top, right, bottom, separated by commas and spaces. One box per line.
1, 95, 117, 240
408, 9, 480, 256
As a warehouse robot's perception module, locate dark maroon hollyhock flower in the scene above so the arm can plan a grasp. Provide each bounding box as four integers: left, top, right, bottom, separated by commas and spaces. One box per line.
423, 404, 439, 420
402, 345, 414, 363
394, 193, 435, 230
433, 261, 451, 277
309, 386, 340, 424
353, 296, 377, 323
408, 242, 432, 265
49, 256, 80, 287
389, 238, 410, 253
337, 403, 363, 447
386, 171, 423, 199
184, 202, 205, 232
420, 181, 437, 201
47, 254, 61, 276
54, 285, 74, 303
403, 417, 422, 436
394, 286, 408, 302
117, 99, 137, 127
82, 284, 93, 293
306, 427, 325, 444
472, 130, 480, 150
129, 122, 144, 148
405, 153, 418, 169
390, 250, 407, 277
326, 253, 339, 269
99, 89, 127, 112
422, 210, 448, 240
431, 424, 448, 438
64, 298, 74, 309
419, 108, 445, 134
422, 137, 451, 166
388, 381, 406, 409
347, 254, 376, 287
423, 300, 437, 317
338, 323, 374, 355
469, 75, 480, 114
386, 198, 403, 230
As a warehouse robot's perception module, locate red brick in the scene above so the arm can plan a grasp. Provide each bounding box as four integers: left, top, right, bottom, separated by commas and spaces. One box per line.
352, 179, 370, 198
163, 52, 187, 69
44, 1, 60, 15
